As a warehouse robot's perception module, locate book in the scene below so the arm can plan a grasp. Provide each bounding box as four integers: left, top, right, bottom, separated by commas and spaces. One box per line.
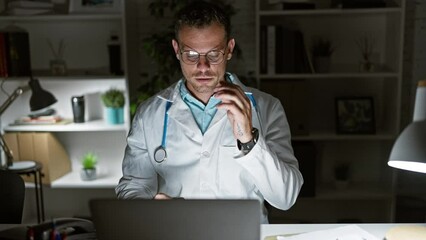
0, 33, 8, 77
260, 25, 268, 74
0, 26, 31, 77
8, 1, 54, 9
13, 115, 69, 125
266, 25, 276, 74
276, 26, 296, 74
7, 7, 52, 15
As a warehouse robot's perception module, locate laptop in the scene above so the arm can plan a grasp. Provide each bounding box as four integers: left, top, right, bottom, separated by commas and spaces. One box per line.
89, 198, 260, 240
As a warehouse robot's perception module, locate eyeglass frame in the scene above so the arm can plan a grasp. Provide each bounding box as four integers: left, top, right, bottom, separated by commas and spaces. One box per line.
177, 45, 229, 65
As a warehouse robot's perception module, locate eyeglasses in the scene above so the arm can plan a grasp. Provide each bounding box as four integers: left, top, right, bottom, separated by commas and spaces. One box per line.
179, 48, 227, 65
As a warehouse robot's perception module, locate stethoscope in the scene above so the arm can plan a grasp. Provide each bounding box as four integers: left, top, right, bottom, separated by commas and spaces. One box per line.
154, 79, 262, 163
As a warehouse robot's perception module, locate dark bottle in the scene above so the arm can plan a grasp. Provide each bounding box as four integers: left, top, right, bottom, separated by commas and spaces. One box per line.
108, 35, 122, 75
71, 95, 85, 123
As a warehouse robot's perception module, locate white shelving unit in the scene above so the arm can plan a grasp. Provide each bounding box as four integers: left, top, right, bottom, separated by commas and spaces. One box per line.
0, 1, 140, 221
256, 0, 405, 223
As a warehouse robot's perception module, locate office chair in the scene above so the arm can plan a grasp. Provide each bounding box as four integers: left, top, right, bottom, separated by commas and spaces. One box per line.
0, 171, 25, 223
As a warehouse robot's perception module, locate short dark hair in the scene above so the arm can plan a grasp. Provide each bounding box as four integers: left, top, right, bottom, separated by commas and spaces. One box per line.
174, 1, 231, 42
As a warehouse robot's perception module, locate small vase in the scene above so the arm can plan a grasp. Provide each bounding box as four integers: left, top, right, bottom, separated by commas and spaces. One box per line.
359, 61, 375, 72
313, 56, 331, 73
80, 168, 97, 181
50, 59, 67, 76
105, 107, 124, 124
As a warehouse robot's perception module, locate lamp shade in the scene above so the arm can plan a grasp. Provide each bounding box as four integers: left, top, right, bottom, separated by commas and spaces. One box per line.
388, 80, 426, 173
388, 120, 426, 173
28, 78, 57, 111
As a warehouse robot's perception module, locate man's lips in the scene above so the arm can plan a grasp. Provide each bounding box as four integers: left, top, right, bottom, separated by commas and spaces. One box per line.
195, 77, 214, 82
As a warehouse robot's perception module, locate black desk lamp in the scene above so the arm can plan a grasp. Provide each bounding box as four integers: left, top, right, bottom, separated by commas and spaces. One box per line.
0, 77, 57, 170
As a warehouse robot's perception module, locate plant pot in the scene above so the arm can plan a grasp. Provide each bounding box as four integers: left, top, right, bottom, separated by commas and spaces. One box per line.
335, 179, 349, 190
313, 56, 331, 73
359, 61, 375, 72
105, 107, 124, 124
80, 168, 96, 181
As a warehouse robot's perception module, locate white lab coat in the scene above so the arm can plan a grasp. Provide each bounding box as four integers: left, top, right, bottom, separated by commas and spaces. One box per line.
116, 73, 303, 223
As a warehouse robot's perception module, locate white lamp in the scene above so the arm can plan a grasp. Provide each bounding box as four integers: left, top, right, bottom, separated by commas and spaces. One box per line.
388, 80, 426, 173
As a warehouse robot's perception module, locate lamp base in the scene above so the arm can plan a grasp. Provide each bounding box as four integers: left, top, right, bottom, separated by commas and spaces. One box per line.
8, 161, 37, 170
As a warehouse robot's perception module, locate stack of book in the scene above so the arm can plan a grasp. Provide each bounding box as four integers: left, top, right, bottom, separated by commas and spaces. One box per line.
0, 25, 31, 77
260, 25, 314, 74
7, 0, 54, 16
13, 115, 68, 125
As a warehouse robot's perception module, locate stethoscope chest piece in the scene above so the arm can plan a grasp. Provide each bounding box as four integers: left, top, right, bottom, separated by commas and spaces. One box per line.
154, 146, 167, 163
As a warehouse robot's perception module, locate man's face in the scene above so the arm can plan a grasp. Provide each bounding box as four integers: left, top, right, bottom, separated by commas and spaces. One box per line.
172, 22, 235, 103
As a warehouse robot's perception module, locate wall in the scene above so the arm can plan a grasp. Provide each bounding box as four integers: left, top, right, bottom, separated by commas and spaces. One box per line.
133, 0, 256, 91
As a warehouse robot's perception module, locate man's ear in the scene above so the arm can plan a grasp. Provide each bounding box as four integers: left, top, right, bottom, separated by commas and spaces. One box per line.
226, 38, 235, 60
172, 39, 180, 59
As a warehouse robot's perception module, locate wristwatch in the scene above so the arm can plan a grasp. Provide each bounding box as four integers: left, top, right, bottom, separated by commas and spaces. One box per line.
237, 128, 259, 154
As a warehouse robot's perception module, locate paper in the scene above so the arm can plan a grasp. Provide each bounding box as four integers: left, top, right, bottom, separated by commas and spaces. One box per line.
276, 225, 379, 240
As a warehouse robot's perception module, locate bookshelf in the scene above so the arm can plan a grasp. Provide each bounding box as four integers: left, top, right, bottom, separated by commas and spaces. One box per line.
256, 0, 405, 223
0, 1, 140, 222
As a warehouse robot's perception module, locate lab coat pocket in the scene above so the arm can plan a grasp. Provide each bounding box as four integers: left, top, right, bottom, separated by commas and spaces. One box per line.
218, 146, 252, 198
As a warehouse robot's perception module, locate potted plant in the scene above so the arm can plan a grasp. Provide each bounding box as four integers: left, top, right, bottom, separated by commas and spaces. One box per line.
80, 152, 98, 181
334, 163, 350, 189
311, 37, 334, 73
101, 88, 125, 124
355, 34, 375, 72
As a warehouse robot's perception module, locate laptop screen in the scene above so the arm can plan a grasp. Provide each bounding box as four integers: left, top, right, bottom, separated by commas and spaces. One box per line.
90, 199, 261, 240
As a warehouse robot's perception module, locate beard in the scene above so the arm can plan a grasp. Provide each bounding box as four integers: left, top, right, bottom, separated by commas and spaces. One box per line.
188, 71, 218, 93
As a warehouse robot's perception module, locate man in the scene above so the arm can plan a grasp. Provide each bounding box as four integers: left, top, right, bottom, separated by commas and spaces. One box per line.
116, 1, 303, 223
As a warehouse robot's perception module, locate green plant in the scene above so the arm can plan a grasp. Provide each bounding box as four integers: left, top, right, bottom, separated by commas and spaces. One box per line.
101, 88, 125, 108
81, 152, 98, 169
311, 37, 334, 57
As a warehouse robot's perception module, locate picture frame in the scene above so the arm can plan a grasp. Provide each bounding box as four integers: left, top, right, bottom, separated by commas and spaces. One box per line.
335, 97, 375, 134
69, 0, 122, 14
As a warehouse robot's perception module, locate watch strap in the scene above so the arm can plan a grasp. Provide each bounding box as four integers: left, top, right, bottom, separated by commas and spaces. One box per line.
237, 128, 259, 154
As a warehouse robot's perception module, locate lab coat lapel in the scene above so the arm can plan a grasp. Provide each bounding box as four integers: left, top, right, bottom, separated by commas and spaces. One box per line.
167, 94, 202, 140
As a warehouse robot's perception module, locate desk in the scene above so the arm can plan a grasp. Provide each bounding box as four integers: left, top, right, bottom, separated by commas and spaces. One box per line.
1, 223, 425, 240
261, 223, 426, 239
7, 163, 45, 223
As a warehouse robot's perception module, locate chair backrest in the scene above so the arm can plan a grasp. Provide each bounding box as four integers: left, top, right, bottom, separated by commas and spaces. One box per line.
0, 171, 25, 224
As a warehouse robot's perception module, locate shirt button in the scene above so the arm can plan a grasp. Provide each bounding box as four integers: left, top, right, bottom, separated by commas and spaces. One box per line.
202, 151, 210, 158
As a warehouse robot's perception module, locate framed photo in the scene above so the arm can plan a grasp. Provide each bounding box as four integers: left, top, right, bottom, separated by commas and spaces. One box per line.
69, 0, 122, 14
335, 97, 375, 134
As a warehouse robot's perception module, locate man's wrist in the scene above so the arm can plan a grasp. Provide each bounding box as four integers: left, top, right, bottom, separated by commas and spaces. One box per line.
237, 128, 259, 154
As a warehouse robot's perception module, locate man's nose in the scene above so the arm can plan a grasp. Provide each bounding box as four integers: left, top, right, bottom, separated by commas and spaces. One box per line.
197, 55, 210, 69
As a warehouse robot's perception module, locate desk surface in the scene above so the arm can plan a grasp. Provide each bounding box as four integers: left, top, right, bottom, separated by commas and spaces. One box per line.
1, 223, 425, 240
261, 223, 425, 239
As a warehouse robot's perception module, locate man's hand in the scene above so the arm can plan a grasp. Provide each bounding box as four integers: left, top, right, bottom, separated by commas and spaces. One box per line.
154, 193, 172, 200
214, 81, 253, 143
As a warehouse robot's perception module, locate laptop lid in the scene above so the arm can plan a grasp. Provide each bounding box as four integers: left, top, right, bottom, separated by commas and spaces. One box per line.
89, 199, 260, 240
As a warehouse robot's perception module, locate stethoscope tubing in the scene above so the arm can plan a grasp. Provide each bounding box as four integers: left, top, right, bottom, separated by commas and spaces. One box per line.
153, 83, 261, 164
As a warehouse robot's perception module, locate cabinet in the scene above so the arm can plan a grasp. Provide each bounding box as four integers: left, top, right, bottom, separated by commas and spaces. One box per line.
256, 0, 405, 223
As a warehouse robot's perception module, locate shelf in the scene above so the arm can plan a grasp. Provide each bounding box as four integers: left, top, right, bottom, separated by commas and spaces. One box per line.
0, 13, 122, 22
259, 72, 399, 80
311, 183, 393, 200
292, 132, 396, 141
50, 168, 121, 189
4, 120, 129, 132
259, 7, 402, 16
